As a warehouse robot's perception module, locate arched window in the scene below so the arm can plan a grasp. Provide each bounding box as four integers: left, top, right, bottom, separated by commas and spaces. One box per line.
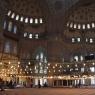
13, 25, 17, 34
92, 23, 95, 28
78, 24, 81, 29
30, 18, 33, 23
35, 34, 39, 39
36, 52, 47, 64
90, 38, 93, 43
15, 15, 19, 20
7, 10, 11, 16
86, 38, 88, 42
4, 41, 11, 53
29, 34, 32, 39
70, 22, 73, 28
11, 13, 15, 19
74, 56, 78, 62
20, 16, 24, 22
77, 38, 81, 42
24, 32, 27, 37
39, 18, 43, 24
8, 22, 12, 32
74, 23, 77, 29
87, 24, 90, 29
82, 24, 85, 29
35, 18, 38, 24
25, 18, 28, 23
3, 20, 7, 29
80, 55, 83, 61
74, 55, 83, 62
72, 38, 75, 43
34, 49, 47, 74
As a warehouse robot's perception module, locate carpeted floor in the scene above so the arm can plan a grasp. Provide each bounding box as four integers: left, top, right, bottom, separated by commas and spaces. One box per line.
1, 88, 95, 95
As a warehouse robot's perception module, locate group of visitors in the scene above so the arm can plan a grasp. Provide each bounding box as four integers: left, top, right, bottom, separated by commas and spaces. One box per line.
38, 80, 48, 88
0, 78, 48, 91
0, 78, 16, 91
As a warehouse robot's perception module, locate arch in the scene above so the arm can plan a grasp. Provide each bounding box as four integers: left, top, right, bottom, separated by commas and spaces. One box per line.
8, 21, 12, 32
33, 47, 48, 86
33, 47, 47, 61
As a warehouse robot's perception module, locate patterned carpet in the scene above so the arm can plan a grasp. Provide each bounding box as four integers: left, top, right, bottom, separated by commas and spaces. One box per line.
1, 88, 95, 95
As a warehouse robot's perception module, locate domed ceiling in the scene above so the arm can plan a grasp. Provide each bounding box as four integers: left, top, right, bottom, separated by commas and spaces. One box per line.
0, 0, 84, 16
66, 0, 95, 30
0, 0, 95, 19
46, 0, 79, 14
5, 0, 49, 18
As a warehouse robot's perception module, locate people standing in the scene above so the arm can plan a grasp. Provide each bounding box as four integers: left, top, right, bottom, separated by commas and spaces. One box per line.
38, 80, 41, 88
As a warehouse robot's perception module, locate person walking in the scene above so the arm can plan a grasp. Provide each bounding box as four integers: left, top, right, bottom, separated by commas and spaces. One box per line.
38, 80, 41, 88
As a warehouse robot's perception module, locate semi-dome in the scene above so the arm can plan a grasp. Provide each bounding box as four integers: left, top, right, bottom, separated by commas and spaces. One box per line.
5, 0, 49, 17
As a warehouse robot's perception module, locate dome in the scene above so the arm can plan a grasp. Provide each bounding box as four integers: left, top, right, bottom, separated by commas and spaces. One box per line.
6, 0, 48, 17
